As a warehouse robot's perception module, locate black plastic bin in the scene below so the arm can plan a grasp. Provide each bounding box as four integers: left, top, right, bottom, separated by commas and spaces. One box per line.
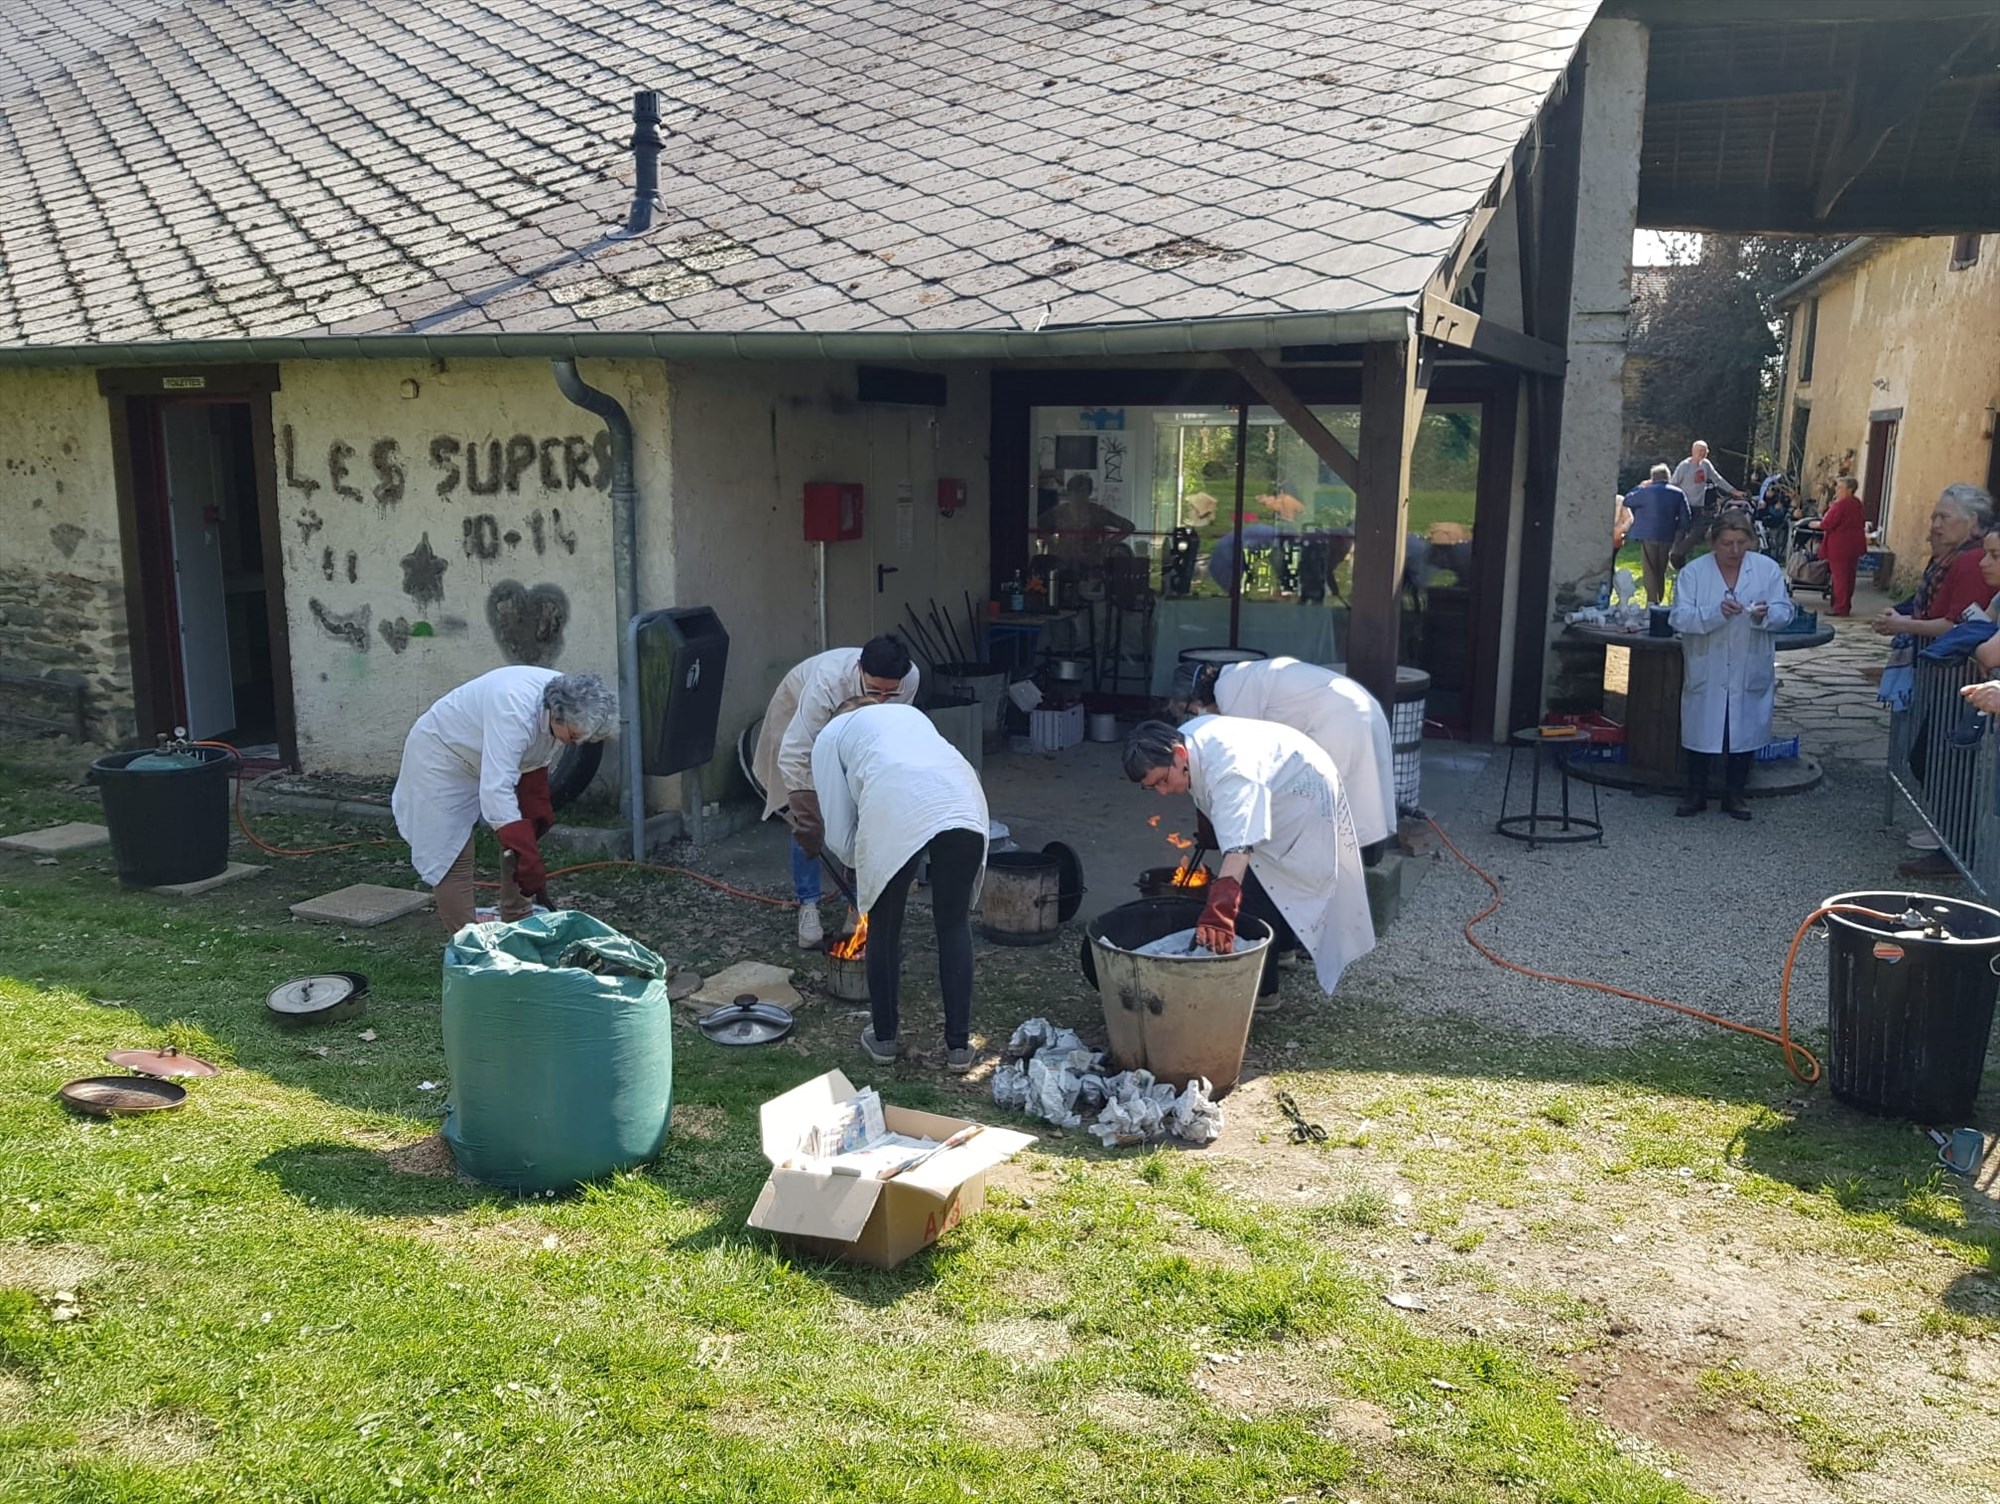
89, 746, 236, 888
1824, 889, 2000, 1122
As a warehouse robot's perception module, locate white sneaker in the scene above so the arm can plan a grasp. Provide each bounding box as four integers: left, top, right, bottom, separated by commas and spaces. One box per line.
797, 904, 824, 949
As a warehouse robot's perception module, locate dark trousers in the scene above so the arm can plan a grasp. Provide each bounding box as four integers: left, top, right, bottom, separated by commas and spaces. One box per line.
1237, 866, 1301, 997
1686, 707, 1752, 799
866, 827, 984, 1050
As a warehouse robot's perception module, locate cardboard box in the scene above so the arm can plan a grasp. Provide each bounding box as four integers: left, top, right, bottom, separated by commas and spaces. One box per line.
748, 1070, 1035, 1270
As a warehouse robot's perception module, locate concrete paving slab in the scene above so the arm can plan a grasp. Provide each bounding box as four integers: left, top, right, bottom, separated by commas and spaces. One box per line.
290, 883, 433, 927
691, 960, 801, 1007
0, 822, 110, 854
152, 861, 266, 897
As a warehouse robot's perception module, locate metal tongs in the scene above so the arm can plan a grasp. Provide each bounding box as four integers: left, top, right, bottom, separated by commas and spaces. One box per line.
1182, 839, 1211, 952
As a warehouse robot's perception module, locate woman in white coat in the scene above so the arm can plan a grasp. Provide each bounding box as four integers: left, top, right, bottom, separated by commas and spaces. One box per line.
1124, 716, 1373, 998
1667, 509, 1794, 820
1185, 656, 1397, 853
390, 668, 618, 931
751, 637, 920, 948
809, 701, 988, 1073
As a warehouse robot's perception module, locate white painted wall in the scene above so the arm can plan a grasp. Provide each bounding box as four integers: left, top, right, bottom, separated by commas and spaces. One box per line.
271, 357, 667, 775
0, 367, 131, 740
665, 361, 992, 773
1543, 18, 1649, 680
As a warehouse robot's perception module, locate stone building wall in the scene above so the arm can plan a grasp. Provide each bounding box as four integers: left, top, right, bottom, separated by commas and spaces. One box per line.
0, 367, 132, 743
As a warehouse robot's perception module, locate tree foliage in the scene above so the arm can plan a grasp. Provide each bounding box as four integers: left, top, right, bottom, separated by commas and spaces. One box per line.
1621, 235, 1848, 489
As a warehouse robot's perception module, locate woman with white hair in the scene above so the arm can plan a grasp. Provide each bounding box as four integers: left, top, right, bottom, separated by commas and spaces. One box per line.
1872, 484, 1996, 715
391, 667, 619, 931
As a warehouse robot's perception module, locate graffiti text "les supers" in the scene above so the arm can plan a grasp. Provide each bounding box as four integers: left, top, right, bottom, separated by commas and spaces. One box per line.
281, 426, 612, 504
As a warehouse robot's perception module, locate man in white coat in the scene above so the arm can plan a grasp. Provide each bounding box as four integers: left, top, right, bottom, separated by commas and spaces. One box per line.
752, 637, 920, 948
390, 668, 619, 932
1123, 717, 1373, 998
808, 701, 989, 1072
1667, 509, 1795, 819
1183, 656, 1398, 856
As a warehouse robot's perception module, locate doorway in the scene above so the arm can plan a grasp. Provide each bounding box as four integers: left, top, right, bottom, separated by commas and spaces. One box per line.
1862, 414, 1900, 533
104, 368, 295, 761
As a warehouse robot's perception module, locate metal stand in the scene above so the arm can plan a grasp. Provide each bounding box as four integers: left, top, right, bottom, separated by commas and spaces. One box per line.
1496, 729, 1602, 850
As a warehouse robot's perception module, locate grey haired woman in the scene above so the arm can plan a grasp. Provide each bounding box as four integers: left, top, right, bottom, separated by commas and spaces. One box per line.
391, 667, 618, 931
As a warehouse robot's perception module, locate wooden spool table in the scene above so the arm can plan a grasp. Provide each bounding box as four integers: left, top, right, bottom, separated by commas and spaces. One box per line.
1561, 621, 1835, 797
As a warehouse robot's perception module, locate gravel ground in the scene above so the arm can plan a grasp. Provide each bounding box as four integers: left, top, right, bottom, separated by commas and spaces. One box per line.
1339, 751, 1916, 1048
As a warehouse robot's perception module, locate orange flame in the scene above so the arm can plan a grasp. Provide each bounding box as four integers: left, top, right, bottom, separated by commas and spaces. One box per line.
828, 915, 869, 961
1171, 861, 1212, 889
1165, 831, 1194, 850
1147, 814, 1161, 827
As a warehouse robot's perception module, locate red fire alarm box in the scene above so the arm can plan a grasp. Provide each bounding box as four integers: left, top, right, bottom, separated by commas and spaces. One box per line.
937, 477, 967, 517
804, 483, 864, 542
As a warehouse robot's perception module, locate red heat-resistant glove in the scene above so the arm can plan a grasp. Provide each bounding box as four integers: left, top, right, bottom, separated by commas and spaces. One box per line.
496, 820, 547, 902
516, 767, 554, 838
1196, 876, 1243, 955
788, 789, 825, 860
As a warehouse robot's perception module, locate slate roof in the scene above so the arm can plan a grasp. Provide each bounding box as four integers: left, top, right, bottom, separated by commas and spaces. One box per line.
0, 0, 1597, 358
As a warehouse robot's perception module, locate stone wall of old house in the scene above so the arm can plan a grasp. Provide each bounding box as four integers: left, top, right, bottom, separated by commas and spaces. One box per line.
0, 367, 133, 743
270, 357, 667, 777
1779, 238, 2000, 584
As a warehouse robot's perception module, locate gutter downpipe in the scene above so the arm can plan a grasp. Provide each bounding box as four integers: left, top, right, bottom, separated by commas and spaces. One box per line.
551, 358, 645, 863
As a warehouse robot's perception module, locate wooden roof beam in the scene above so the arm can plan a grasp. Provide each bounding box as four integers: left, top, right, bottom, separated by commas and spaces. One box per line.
1417, 292, 1566, 377
1810, 20, 1996, 221
1224, 348, 1360, 490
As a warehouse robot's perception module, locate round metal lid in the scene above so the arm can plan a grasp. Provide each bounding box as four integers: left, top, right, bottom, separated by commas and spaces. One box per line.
1043, 841, 1086, 923
265, 974, 362, 1015
59, 1076, 188, 1117
105, 1047, 219, 1079
697, 995, 796, 1047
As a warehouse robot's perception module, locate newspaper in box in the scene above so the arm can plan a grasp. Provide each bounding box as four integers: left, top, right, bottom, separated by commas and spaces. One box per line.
747, 1070, 1035, 1269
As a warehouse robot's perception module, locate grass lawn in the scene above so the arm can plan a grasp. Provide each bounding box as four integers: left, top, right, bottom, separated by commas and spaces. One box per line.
4, 744, 1999, 1502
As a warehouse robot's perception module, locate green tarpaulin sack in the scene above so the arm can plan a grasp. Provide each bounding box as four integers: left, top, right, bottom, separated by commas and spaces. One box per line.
441, 910, 674, 1192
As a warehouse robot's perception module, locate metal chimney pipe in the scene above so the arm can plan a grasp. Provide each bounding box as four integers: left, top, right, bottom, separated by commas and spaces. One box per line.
625, 90, 663, 233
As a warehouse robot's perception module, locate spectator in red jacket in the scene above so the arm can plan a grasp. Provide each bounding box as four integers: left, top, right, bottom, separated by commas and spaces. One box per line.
1814, 475, 1869, 616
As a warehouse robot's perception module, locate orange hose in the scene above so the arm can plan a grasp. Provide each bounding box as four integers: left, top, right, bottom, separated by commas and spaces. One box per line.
193, 740, 793, 909
1423, 817, 1902, 1086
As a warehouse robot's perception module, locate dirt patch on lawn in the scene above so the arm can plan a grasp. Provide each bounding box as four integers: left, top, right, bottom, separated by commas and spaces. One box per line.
973, 1315, 1072, 1364
384, 1134, 459, 1178
0, 1240, 105, 1294
72, 1407, 217, 1468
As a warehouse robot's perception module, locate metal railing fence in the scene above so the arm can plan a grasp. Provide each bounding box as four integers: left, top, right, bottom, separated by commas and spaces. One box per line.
1886, 656, 2000, 896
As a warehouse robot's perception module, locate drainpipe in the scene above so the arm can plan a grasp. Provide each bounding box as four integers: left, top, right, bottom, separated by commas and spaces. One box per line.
551, 358, 644, 863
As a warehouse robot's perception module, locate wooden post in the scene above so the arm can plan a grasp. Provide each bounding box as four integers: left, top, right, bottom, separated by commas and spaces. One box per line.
1349, 339, 1421, 713
1228, 404, 1248, 649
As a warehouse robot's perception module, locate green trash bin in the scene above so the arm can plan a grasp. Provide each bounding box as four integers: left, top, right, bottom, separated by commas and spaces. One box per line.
442, 911, 674, 1192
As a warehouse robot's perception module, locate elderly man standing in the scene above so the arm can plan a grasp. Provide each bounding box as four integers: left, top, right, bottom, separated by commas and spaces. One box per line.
752, 636, 919, 947
392, 667, 618, 932
1123, 717, 1373, 998
1623, 463, 1692, 603
1669, 440, 1746, 571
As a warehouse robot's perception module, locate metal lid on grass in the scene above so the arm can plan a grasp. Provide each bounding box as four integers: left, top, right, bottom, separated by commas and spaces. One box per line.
698, 995, 795, 1046
59, 1076, 188, 1116
265, 973, 369, 1026
105, 1047, 219, 1079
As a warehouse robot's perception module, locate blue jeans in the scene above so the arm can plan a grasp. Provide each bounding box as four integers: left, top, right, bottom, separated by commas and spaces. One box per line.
790, 835, 821, 905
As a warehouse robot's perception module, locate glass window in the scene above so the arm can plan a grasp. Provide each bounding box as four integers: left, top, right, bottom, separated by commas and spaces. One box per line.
1026, 402, 1483, 728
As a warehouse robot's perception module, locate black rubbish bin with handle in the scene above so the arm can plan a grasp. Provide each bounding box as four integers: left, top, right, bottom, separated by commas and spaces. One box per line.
89, 745, 236, 888
1823, 889, 2000, 1122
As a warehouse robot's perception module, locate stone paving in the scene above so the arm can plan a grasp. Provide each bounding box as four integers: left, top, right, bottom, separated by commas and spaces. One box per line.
1773, 579, 1895, 766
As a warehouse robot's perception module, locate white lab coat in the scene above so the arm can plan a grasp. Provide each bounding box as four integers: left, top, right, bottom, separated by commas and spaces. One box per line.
391, 666, 563, 884
811, 703, 988, 914
1181, 714, 1373, 994
1668, 550, 1795, 754
1213, 657, 1397, 846
752, 648, 921, 818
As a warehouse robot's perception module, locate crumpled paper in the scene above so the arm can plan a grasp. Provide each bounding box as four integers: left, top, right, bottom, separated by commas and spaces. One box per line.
992, 1017, 1223, 1146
